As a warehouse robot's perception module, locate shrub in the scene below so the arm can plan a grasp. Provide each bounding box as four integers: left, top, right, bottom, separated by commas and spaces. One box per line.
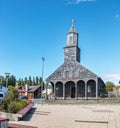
20, 99, 29, 107
0, 91, 16, 111
0, 85, 29, 113
8, 100, 29, 113
8, 101, 20, 113
0, 99, 8, 112
8, 85, 18, 99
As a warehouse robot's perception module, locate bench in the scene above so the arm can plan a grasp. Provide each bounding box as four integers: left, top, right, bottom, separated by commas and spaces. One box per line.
0, 117, 9, 128
17, 102, 34, 116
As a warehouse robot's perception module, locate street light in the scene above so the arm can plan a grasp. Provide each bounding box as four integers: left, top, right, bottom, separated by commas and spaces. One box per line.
40, 57, 45, 105
5, 73, 10, 88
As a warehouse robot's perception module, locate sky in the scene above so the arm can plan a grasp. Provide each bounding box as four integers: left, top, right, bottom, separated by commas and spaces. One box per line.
0, 0, 120, 85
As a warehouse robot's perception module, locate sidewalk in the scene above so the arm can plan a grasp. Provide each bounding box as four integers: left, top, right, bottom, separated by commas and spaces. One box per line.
9, 104, 120, 128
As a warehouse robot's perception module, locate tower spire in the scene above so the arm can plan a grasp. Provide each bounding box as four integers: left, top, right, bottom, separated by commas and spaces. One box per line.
72, 19, 74, 27
68, 19, 77, 33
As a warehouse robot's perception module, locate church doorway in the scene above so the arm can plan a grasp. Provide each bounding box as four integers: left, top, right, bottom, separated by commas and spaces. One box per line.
71, 87, 75, 98
47, 82, 54, 96
87, 80, 96, 97
56, 82, 63, 97
77, 80, 85, 97
65, 81, 75, 98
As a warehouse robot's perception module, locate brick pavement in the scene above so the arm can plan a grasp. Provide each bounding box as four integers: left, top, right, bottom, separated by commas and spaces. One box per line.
9, 104, 120, 128
8, 123, 37, 128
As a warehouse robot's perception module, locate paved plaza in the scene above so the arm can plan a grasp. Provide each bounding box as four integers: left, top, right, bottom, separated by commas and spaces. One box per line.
9, 103, 120, 128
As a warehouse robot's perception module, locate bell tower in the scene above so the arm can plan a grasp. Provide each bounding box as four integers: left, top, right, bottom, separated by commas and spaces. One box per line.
67, 19, 78, 46
64, 20, 80, 63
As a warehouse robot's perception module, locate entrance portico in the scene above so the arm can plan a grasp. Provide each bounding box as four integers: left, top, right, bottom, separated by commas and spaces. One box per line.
46, 77, 104, 100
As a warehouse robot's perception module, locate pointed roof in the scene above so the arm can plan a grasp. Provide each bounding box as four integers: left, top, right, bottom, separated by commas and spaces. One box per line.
68, 19, 78, 34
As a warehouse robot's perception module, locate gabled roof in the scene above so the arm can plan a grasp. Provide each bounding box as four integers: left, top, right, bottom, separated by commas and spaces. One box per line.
46, 61, 98, 83
18, 85, 40, 93
28, 86, 40, 92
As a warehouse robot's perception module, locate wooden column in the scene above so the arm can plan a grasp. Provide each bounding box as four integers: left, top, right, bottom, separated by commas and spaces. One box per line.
75, 83, 78, 100
63, 84, 65, 100
85, 81, 87, 100
96, 78, 98, 100
45, 83, 48, 100
54, 84, 56, 99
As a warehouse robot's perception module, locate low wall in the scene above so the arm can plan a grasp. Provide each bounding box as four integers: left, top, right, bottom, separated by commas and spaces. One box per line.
0, 112, 22, 121
0, 117, 9, 128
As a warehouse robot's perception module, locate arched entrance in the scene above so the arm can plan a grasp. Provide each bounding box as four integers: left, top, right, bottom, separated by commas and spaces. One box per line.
77, 80, 85, 97
47, 82, 54, 95
55, 82, 63, 97
87, 80, 96, 97
65, 81, 75, 98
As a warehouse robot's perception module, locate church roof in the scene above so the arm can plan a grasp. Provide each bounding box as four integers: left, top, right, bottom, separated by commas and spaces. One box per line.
46, 61, 99, 83
68, 26, 77, 34
68, 19, 78, 34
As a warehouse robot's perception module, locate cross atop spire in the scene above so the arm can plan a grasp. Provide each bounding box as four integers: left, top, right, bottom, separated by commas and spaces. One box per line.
72, 19, 74, 27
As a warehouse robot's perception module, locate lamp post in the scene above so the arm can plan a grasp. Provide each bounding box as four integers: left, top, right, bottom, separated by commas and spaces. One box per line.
5, 73, 10, 88
41, 57, 45, 105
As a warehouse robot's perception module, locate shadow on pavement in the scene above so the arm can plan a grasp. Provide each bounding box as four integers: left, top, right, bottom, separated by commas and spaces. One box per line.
20, 108, 37, 121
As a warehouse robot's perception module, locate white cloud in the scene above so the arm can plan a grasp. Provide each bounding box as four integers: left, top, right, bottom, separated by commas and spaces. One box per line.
115, 14, 120, 21
65, 0, 96, 5
101, 73, 120, 85
76, 0, 96, 4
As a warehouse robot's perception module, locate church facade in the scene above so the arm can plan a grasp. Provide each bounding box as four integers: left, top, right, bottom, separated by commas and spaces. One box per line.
46, 22, 105, 99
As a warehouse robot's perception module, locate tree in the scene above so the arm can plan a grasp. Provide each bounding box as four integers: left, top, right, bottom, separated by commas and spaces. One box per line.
28, 76, 32, 85
8, 85, 18, 99
24, 77, 28, 85
0, 76, 3, 85
39, 77, 45, 90
106, 81, 115, 92
8, 75, 16, 86
1, 77, 6, 86
32, 77, 35, 85
36, 76, 39, 85
16, 76, 43, 87
0, 75, 16, 87
18, 78, 22, 86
